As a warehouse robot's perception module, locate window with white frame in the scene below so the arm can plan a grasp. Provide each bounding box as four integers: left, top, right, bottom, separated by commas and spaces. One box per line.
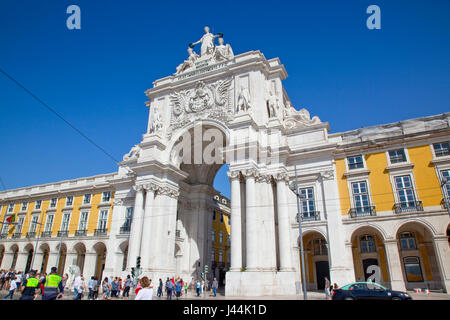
219, 231, 223, 244
312, 238, 327, 256
219, 250, 223, 262
83, 194, 91, 204
79, 212, 89, 231
61, 213, 70, 231
399, 232, 417, 250
394, 175, 416, 208
50, 198, 57, 208
403, 256, 424, 282
1, 218, 9, 234
8, 203, 14, 213
300, 187, 316, 219
66, 196, 73, 206
44, 215, 54, 232
124, 207, 133, 227
360, 235, 376, 253
347, 155, 364, 170
21, 202, 27, 211
16, 217, 24, 234
98, 210, 108, 230
35, 200, 42, 210
351, 181, 371, 213
102, 192, 111, 203
433, 142, 450, 157
29, 216, 39, 233
388, 149, 407, 164
440, 170, 450, 199
211, 230, 216, 242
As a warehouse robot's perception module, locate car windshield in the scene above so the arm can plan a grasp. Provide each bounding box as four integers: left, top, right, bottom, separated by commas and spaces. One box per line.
341, 282, 387, 290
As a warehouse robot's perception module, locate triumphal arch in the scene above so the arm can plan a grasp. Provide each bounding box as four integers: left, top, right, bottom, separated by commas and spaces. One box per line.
113, 27, 353, 296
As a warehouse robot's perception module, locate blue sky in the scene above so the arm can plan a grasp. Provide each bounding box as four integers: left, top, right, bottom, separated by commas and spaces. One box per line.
0, 0, 449, 198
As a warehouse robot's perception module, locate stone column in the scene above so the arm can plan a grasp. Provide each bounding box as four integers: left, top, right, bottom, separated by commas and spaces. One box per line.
276, 173, 294, 271
139, 184, 156, 270
127, 185, 144, 269
83, 252, 98, 279
433, 236, 450, 293
104, 198, 127, 275
384, 239, 406, 291
228, 170, 242, 271
244, 169, 258, 271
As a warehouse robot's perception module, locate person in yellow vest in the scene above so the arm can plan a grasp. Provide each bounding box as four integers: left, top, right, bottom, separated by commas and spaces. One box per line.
42, 267, 64, 300
20, 269, 40, 300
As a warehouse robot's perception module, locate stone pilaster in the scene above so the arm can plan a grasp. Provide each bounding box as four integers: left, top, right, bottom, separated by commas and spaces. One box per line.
127, 185, 145, 270
275, 173, 294, 271
228, 170, 242, 271
243, 168, 258, 271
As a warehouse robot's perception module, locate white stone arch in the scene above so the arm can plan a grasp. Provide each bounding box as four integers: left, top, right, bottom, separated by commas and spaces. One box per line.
300, 227, 328, 243
347, 222, 389, 243
71, 241, 88, 255
393, 218, 438, 238
9, 242, 21, 253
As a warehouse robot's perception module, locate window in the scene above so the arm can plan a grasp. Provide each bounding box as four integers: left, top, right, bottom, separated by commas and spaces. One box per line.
8, 203, 14, 213
44, 215, 54, 232
212, 211, 216, 221
102, 192, 111, 203
347, 155, 364, 170
211, 249, 215, 262
300, 187, 316, 219
227, 235, 230, 246
433, 142, 450, 157
83, 194, 91, 204
220, 213, 224, 223
61, 213, 70, 231
219, 232, 223, 244
312, 238, 327, 256
50, 198, 57, 208
124, 207, 133, 227
399, 232, 417, 250
29, 216, 39, 233
228, 216, 231, 226
21, 202, 27, 211
66, 196, 73, 206
1, 218, 9, 234
219, 251, 223, 263
211, 230, 216, 242
441, 170, 450, 198
389, 149, 407, 164
360, 235, 376, 253
16, 217, 24, 234
79, 212, 89, 231
35, 200, 42, 210
403, 256, 424, 282
395, 175, 416, 209
98, 210, 108, 230
352, 181, 371, 213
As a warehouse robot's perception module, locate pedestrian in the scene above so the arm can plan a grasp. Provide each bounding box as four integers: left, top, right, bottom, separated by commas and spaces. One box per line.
20, 270, 39, 300
15, 271, 22, 292
102, 277, 111, 300
39, 273, 46, 294
166, 277, 173, 299
333, 283, 338, 289
175, 279, 182, 299
135, 277, 153, 300
88, 276, 96, 300
211, 277, 218, 297
111, 277, 119, 298
42, 267, 64, 300
62, 273, 69, 289
324, 277, 330, 299
157, 278, 163, 297
73, 274, 83, 300
123, 275, 131, 299
184, 280, 189, 297
3, 275, 17, 299
93, 277, 99, 300
196, 280, 201, 297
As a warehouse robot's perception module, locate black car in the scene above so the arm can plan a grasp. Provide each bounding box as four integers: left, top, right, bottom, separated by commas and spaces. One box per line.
331, 282, 412, 300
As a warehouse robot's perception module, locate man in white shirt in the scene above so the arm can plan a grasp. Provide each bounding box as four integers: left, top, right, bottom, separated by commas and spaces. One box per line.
72, 274, 83, 300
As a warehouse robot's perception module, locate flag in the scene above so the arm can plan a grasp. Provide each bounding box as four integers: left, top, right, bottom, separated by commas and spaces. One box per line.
6, 214, 15, 224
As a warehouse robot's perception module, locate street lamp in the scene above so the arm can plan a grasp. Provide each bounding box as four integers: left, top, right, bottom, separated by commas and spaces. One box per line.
289, 165, 308, 300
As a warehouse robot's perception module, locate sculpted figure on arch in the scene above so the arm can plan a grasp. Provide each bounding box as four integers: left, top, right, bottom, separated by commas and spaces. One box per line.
190, 26, 221, 57
175, 47, 199, 74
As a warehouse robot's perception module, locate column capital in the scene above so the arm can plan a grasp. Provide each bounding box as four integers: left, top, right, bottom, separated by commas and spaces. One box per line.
274, 172, 289, 184
143, 183, 159, 193
227, 170, 241, 181
133, 184, 145, 192
255, 174, 272, 184
156, 185, 180, 199
320, 170, 335, 181
113, 198, 124, 206
242, 168, 258, 179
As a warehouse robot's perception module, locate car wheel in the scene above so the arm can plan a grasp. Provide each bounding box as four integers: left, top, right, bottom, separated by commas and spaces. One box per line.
392, 297, 402, 301
344, 297, 354, 300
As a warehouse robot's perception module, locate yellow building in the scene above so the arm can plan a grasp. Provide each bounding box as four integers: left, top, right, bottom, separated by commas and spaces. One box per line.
211, 193, 231, 286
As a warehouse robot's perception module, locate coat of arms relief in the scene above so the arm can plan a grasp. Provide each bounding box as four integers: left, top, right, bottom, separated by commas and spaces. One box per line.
168, 78, 233, 137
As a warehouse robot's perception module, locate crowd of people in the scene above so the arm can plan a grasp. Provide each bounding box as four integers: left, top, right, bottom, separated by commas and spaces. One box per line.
0, 267, 220, 300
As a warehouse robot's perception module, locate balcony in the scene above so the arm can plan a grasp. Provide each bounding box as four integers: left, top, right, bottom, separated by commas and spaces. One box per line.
12, 232, 21, 239
26, 232, 36, 238
94, 228, 107, 236
57, 230, 68, 237
120, 226, 131, 234
394, 201, 423, 214
0, 234, 7, 239
296, 211, 321, 222
41, 231, 52, 238
75, 229, 87, 236
349, 206, 376, 218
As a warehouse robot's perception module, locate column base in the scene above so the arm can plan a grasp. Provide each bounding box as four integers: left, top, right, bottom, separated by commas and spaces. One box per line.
225, 270, 298, 297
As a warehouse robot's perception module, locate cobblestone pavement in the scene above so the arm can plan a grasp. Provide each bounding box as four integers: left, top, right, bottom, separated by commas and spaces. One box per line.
0, 288, 449, 300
